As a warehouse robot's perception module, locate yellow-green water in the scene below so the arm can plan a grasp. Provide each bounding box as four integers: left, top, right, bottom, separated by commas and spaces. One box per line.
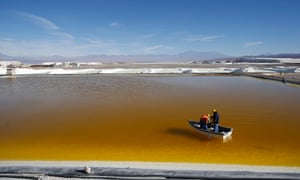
0, 76, 299, 166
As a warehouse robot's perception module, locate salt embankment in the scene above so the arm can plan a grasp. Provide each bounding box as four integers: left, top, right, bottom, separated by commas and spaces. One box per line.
0, 66, 299, 77
48, 68, 100, 75
0, 161, 300, 179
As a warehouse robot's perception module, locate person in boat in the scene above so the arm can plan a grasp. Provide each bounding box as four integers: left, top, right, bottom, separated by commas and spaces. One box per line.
199, 114, 210, 129
212, 109, 219, 132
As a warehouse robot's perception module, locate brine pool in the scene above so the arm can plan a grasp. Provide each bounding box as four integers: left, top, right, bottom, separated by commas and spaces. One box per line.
0, 75, 299, 166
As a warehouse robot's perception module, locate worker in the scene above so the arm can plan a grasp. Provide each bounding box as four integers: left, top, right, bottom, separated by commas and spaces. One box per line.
199, 114, 209, 129
212, 109, 219, 132
207, 113, 211, 125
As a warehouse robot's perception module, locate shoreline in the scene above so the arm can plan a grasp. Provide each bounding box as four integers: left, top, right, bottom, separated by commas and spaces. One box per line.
1, 63, 300, 85
2, 72, 300, 86
1, 161, 300, 179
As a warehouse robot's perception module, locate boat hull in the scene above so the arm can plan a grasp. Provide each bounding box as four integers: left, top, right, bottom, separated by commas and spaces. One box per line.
188, 120, 233, 139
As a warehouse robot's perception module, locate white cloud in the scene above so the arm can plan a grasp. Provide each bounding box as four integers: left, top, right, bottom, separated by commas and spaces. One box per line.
142, 45, 176, 54
0, 38, 80, 57
0, 36, 123, 57
1, 38, 15, 42
139, 33, 157, 39
87, 38, 115, 46
183, 35, 222, 42
74, 38, 131, 55
50, 32, 74, 41
0, 36, 179, 57
18, 12, 59, 30
110, 22, 123, 27
16, 11, 74, 42
244, 41, 264, 47
144, 45, 163, 53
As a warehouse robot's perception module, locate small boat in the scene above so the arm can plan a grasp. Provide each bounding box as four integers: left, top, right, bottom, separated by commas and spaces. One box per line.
188, 120, 233, 139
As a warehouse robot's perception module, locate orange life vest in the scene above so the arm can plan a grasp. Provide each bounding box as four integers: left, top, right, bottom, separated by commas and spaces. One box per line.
200, 115, 209, 124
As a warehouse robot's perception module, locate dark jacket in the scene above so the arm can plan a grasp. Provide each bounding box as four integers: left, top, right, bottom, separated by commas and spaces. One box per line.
213, 112, 219, 124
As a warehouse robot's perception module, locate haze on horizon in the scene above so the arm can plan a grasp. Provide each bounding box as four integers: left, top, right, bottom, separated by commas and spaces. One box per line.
0, 0, 300, 58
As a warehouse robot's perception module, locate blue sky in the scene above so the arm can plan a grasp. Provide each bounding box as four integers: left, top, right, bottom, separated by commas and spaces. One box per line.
0, 0, 300, 57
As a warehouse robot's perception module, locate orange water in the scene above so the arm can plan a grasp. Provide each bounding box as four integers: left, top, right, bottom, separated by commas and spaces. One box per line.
0, 75, 300, 166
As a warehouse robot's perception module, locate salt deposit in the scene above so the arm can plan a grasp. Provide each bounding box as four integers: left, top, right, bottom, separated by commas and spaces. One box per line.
48, 69, 100, 75
1, 66, 299, 76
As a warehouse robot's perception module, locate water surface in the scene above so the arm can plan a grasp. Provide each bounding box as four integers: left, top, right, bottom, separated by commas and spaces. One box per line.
0, 75, 299, 166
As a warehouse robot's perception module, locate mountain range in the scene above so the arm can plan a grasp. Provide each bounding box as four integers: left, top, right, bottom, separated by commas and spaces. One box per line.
1, 52, 300, 63
252, 53, 300, 58
0, 51, 230, 63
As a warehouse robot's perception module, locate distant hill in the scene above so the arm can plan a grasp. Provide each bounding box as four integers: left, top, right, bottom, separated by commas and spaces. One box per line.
2, 52, 299, 63
0, 53, 14, 60
173, 51, 229, 61
252, 53, 300, 59
0, 51, 230, 63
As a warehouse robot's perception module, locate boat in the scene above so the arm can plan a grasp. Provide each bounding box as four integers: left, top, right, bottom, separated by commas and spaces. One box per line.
188, 120, 233, 139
